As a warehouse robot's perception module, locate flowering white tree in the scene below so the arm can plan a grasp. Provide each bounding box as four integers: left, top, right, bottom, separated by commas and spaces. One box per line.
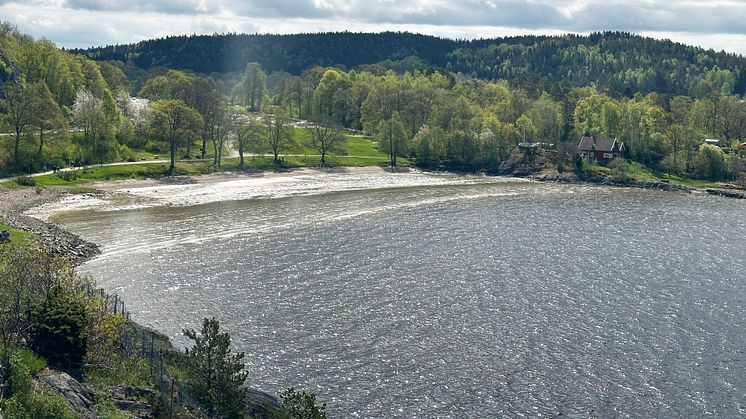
72, 89, 109, 164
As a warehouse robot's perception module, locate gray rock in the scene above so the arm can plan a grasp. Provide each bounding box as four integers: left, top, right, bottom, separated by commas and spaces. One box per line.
36, 368, 96, 418
245, 388, 282, 419
110, 386, 155, 418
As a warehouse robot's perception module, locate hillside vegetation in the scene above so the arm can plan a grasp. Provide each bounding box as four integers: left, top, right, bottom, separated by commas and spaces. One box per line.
2, 23, 746, 186
77, 31, 746, 97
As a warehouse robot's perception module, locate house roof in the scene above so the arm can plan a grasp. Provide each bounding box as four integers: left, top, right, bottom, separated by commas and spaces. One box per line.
578, 136, 624, 153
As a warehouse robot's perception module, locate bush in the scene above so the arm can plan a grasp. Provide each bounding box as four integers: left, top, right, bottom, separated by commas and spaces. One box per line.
277, 387, 327, 419
609, 158, 631, 182
117, 144, 135, 162
693, 144, 726, 180
56, 170, 77, 181
0, 353, 74, 419
1, 390, 76, 419
14, 176, 36, 187
29, 287, 88, 370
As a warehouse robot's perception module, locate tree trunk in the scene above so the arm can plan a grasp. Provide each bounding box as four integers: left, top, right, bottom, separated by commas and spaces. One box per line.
169, 138, 176, 176
13, 131, 21, 170
38, 127, 45, 156
239, 144, 244, 167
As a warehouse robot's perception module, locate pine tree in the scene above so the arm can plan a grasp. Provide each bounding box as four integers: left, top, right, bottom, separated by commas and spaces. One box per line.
184, 317, 248, 418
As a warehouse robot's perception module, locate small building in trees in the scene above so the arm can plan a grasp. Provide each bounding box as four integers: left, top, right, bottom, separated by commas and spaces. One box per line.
577, 136, 626, 163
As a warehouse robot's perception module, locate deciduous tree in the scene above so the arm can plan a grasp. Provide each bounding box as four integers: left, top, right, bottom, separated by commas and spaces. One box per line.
149, 99, 203, 175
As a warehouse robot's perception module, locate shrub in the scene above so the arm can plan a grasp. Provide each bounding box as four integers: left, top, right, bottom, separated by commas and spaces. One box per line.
29, 287, 88, 370
2, 390, 76, 419
277, 387, 327, 419
0, 353, 73, 419
14, 176, 36, 187
609, 158, 631, 182
56, 171, 77, 181
117, 144, 135, 162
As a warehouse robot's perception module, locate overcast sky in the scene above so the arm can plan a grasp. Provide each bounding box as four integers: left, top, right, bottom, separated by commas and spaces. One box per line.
2, 0, 746, 55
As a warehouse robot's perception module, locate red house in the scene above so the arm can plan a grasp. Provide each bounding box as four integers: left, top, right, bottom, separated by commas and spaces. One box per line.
578, 136, 626, 162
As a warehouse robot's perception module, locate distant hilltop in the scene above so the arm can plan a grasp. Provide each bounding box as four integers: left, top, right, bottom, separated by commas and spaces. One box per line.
74, 31, 746, 97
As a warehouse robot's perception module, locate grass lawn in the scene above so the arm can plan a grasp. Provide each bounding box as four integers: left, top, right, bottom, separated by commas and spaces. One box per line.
0, 222, 37, 248
2, 133, 404, 189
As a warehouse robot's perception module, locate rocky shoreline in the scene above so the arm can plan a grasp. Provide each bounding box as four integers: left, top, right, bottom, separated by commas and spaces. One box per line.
527, 172, 694, 193
0, 188, 101, 265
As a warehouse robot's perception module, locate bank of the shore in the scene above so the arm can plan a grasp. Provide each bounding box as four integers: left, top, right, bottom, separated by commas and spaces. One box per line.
0, 188, 101, 265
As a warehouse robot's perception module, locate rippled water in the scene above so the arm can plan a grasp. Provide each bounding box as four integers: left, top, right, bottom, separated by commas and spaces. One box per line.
42, 172, 746, 418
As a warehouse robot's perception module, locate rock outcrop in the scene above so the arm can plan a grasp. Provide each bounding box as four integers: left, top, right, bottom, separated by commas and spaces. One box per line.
111, 386, 156, 418
36, 368, 96, 419
245, 388, 283, 419
705, 188, 746, 199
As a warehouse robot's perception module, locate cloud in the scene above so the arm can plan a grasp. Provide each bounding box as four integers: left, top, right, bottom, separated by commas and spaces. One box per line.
1, 0, 746, 55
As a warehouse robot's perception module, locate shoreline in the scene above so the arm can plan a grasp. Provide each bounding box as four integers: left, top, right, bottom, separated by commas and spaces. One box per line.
0, 188, 101, 265
2, 165, 739, 264
2, 165, 740, 263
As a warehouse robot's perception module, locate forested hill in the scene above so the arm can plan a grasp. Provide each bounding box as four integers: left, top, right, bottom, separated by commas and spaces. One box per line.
76, 32, 457, 75
76, 31, 746, 97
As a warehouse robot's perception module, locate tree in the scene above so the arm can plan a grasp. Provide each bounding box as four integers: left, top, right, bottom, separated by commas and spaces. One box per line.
149, 99, 203, 176
0, 83, 35, 171
307, 122, 344, 167
263, 107, 293, 164
30, 82, 66, 160
277, 387, 327, 419
693, 144, 726, 180
236, 62, 267, 112
0, 248, 76, 379
29, 286, 88, 370
193, 77, 223, 159
72, 89, 109, 165
377, 111, 408, 168
139, 70, 196, 107
213, 109, 229, 169
227, 107, 262, 167
184, 318, 248, 418
609, 158, 631, 182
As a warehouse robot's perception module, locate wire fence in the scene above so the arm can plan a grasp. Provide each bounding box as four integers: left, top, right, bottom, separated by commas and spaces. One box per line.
80, 283, 209, 418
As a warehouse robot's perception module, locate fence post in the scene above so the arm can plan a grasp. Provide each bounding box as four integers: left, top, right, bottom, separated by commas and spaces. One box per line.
105, 294, 109, 312
169, 377, 175, 419
150, 332, 155, 376
113, 295, 118, 315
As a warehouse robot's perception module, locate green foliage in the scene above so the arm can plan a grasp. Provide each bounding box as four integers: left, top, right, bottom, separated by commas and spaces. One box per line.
377, 112, 409, 167
183, 317, 248, 418
693, 144, 727, 180
1, 391, 76, 419
56, 170, 78, 181
609, 158, 631, 182
277, 387, 327, 419
13, 176, 35, 187
29, 286, 88, 370
0, 353, 75, 419
12, 348, 46, 375
77, 32, 746, 98
149, 99, 204, 175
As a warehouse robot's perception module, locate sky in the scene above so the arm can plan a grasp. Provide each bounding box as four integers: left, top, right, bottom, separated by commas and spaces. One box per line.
2, 0, 746, 55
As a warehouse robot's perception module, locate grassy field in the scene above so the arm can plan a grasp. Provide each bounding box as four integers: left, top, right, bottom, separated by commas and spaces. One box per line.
3, 132, 404, 189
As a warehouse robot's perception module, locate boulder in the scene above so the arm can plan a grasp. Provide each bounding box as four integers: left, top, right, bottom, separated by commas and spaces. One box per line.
110, 385, 155, 418
36, 368, 96, 418
245, 388, 283, 419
